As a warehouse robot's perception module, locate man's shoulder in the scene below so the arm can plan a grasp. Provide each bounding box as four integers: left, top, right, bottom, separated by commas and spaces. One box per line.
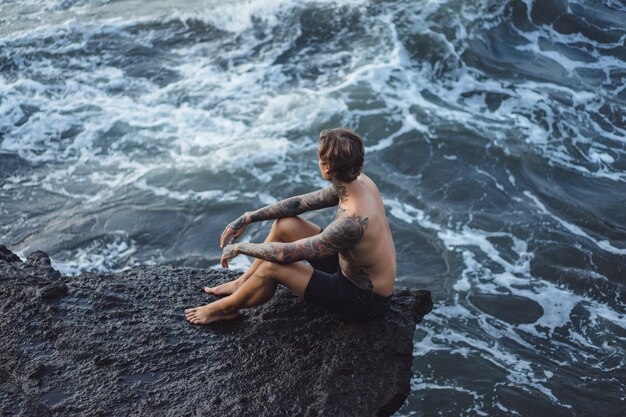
325, 210, 368, 241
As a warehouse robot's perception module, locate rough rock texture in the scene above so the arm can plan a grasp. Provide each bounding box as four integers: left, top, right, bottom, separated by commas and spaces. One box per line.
0, 245, 433, 417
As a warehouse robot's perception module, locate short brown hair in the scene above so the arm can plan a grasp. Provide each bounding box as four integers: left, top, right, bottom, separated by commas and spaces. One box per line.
318, 128, 365, 183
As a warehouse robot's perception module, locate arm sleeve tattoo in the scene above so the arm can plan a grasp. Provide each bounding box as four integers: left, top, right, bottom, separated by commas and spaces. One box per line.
237, 214, 369, 264
247, 186, 339, 223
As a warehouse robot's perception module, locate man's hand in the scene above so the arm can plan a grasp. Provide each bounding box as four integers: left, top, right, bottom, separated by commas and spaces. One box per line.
220, 214, 249, 248
221, 244, 240, 268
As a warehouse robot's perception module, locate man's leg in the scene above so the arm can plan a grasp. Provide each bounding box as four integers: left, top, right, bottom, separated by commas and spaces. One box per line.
185, 260, 314, 324
204, 217, 320, 296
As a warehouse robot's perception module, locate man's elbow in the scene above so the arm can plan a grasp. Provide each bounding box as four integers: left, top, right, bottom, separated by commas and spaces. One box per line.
277, 254, 293, 264
275, 251, 301, 264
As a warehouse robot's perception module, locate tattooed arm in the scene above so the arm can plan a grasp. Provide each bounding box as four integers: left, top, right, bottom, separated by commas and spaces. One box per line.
221, 214, 368, 267
247, 186, 339, 222
220, 186, 339, 247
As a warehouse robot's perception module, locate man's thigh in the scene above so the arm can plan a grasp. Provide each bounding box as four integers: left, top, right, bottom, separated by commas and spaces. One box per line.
261, 261, 314, 298
275, 216, 322, 242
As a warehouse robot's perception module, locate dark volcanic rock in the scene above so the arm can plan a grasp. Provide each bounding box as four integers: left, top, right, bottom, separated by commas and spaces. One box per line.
0, 247, 432, 417
0, 244, 22, 263
0, 245, 61, 282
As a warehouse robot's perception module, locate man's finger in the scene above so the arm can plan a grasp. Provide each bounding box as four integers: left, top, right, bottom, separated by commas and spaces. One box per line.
220, 228, 231, 248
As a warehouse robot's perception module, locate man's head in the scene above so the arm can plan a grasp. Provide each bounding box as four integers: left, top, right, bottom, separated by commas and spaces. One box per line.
318, 128, 365, 183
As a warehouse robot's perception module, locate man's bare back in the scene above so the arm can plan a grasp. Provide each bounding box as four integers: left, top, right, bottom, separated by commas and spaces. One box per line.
333, 174, 396, 297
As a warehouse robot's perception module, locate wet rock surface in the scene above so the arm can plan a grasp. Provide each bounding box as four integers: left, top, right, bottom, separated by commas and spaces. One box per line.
0, 245, 432, 417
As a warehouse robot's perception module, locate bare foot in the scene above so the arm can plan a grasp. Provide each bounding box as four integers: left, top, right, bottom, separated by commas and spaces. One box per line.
184, 304, 239, 325
203, 278, 244, 296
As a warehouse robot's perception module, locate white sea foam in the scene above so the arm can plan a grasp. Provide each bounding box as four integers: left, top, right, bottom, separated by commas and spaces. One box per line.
361, 0, 626, 183
386, 194, 624, 409
3, 0, 624, 217
0, 0, 389, 208
51, 232, 140, 275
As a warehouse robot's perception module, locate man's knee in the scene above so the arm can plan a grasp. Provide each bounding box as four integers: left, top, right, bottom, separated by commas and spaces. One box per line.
256, 261, 312, 298
271, 217, 301, 240
256, 261, 281, 279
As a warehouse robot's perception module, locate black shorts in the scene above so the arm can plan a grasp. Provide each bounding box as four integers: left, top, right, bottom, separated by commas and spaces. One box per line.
304, 254, 391, 321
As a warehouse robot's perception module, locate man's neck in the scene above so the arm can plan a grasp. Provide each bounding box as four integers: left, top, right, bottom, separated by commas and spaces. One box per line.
332, 178, 351, 203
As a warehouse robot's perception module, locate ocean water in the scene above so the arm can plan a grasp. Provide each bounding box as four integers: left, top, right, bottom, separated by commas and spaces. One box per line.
1, 0, 625, 415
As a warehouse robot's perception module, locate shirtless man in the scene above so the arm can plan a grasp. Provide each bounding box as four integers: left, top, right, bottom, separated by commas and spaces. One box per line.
184, 128, 396, 324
